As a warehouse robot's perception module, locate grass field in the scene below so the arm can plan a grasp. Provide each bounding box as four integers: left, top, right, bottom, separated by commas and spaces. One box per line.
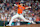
0, 26, 3, 27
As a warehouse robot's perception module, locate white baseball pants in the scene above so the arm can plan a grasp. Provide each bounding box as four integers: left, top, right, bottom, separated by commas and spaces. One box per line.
9, 13, 32, 26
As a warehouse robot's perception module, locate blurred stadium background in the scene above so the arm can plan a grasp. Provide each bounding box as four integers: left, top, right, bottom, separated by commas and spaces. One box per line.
0, 0, 40, 26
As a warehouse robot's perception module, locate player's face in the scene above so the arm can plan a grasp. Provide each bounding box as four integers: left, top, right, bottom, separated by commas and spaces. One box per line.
20, 3, 23, 6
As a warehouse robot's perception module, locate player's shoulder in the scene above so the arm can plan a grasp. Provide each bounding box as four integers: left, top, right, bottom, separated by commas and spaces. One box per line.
18, 4, 21, 6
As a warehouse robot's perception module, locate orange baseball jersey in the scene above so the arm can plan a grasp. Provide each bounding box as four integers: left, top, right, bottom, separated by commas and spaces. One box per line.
17, 5, 25, 14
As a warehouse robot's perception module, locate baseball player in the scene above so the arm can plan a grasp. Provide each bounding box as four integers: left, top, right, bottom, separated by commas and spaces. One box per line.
8, 3, 35, 26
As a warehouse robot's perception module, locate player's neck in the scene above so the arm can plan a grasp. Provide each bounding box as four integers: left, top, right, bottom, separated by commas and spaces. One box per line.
21, 5, 23, 7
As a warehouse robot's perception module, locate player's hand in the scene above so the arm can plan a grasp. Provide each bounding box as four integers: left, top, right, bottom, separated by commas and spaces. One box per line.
25, 6, 31, 9
29, 6, 31, 8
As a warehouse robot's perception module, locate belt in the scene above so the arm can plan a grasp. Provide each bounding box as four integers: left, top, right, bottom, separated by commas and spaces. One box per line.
19, 14, 21, 15
17, 13, 22, 15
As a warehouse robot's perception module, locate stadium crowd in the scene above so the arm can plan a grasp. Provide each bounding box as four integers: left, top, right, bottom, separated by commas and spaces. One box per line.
0, 0, 40, 25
